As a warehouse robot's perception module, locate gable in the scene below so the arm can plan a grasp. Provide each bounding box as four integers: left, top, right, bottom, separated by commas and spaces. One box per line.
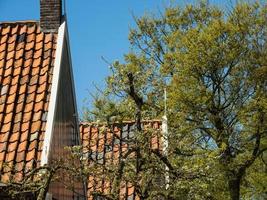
0, 20, 84, 199
41, 22, 84, 200
39, 21, 80, 165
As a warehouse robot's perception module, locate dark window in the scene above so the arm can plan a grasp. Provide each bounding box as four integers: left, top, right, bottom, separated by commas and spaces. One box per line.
93, 195, 107, 200
17, 32, 26, 43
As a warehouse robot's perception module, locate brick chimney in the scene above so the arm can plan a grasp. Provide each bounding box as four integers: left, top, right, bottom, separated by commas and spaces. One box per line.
40, 0, 62, 32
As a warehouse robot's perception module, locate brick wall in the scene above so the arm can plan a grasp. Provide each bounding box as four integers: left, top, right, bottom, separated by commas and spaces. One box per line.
40, 0, 62, 32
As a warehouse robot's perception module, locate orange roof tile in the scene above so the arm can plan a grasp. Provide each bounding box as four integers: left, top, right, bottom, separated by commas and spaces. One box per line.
80, 120, 162, 200
0, 21, 57, 182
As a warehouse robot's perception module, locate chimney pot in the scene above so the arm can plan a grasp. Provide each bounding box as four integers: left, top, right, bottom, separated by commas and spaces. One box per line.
40, 0, 62, 32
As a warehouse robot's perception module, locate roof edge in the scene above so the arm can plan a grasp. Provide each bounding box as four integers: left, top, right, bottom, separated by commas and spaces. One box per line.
40, 21, 66, 166
80, 119, 162, 126
0, 20, 38, 25
64, 21, 80, 141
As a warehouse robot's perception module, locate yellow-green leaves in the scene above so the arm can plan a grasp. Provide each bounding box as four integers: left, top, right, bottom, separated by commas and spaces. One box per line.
87, 1, 267, 199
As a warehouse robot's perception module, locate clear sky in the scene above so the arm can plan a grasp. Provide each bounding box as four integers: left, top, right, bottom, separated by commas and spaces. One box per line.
0, 0, 228, 115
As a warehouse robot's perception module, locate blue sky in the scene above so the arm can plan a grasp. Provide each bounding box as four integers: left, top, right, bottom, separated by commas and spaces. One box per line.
0, 0, 228, 114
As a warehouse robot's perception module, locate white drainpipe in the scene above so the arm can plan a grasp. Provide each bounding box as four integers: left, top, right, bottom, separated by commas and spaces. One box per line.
162, 87, 169, 189
162, 115, 169, 189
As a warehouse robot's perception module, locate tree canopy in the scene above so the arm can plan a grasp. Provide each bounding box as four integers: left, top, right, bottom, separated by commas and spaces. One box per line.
86, 1, 267, 200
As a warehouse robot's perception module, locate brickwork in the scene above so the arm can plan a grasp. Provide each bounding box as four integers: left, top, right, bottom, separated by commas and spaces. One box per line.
40, 0, 62, 32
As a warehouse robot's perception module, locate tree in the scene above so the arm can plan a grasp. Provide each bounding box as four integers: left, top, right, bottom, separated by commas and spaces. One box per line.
86, 1, 267, 200
0, 148, 86, 200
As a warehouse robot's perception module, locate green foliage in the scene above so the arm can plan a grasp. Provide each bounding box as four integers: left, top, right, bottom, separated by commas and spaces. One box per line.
86, 1, 267, 199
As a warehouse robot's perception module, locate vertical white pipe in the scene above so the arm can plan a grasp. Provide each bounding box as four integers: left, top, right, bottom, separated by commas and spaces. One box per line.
162, 88, 169, 189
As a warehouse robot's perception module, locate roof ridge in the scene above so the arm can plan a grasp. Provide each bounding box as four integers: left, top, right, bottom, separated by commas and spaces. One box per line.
80, 119, 162, 125
0, 20, 38, 26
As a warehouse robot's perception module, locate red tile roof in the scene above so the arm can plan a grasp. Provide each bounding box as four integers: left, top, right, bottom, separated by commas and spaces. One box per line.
80, 120, 162, 200
0, 21, 57, 182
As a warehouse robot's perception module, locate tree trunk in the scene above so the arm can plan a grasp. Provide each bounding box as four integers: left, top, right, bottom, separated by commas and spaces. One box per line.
228, 177, 241, 200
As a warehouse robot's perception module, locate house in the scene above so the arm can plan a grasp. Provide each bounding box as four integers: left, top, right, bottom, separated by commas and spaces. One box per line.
0, 0, 85, 199
80, 120, 164, 200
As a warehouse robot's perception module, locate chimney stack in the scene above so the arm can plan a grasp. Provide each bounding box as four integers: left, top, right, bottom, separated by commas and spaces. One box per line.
40, 0, 62, 32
